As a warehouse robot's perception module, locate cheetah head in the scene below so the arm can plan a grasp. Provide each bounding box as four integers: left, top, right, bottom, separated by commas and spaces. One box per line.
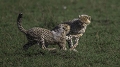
58, 24, 70, 34
78, 14, 91, 25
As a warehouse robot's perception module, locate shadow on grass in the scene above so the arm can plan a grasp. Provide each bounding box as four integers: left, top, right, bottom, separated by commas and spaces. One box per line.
14, 48, 80, 59
14, 48, 46, 57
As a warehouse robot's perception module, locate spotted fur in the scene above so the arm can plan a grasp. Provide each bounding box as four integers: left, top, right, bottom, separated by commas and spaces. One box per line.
52, 14, 91, 51
17, 13, 70, 51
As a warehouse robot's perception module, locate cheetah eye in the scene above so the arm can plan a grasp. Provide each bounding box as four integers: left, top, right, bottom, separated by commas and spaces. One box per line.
63, 27, 66, 30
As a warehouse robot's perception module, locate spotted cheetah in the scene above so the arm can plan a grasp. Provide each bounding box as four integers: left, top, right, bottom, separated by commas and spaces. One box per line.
17, 13, 70, 51
52, 14, 91, 51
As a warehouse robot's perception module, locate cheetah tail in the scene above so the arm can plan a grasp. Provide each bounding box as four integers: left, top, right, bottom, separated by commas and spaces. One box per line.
17, 13, 27, 34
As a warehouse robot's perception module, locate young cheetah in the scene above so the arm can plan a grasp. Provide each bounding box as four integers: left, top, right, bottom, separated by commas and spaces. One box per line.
52, 14, 91, 52
17, 13, 70, 51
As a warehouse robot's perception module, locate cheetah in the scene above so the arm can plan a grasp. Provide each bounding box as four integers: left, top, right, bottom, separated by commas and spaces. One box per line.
52, 14, 91, 52
17, 13, 70, 51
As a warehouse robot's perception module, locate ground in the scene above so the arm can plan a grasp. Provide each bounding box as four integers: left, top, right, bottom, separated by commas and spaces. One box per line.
0, 0, 120, 67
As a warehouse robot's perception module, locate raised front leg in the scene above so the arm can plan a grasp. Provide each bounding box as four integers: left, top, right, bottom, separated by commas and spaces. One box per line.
67, 39, 73, 48
69, 34, 82, 52
66, 35, 73, 48
71, 37, 79, 49
72, 34, 83, 49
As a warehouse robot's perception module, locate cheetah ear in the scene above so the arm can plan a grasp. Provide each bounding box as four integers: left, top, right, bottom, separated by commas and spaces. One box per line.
58, 24, 63, 28
78, 15, 81, 18
89, 16, 91, 20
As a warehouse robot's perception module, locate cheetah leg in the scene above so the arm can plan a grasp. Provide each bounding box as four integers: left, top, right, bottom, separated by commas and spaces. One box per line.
40, 37, 47, 49
38, 42, 56, 51
39, 38, 56, 51
70, 37, 79, 52
66, 35, 73, 48
67, 39, 73, 48
70, 34, 82, 52
23, 41, 36, 51
73, 37, 79, 49
72, 34, 83, 49
58, 42, 67, 51
43, 42, 57, 51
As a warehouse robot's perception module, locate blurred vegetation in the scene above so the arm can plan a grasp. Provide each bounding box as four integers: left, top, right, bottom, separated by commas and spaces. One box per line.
0, 0, 120, 67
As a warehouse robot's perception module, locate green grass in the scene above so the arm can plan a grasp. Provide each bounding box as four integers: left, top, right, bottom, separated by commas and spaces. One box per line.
0, 0, 120, 67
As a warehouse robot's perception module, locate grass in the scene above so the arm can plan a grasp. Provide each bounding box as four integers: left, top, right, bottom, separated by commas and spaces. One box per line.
0, 0, 120, 67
